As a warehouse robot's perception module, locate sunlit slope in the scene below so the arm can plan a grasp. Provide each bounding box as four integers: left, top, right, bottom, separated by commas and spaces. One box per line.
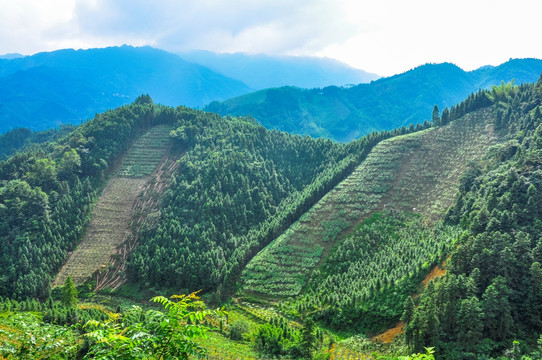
54, 125, 172, 286
241, 108, 500, 297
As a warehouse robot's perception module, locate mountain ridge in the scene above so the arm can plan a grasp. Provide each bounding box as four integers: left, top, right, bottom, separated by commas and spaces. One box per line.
0, 45, 251, 133
206, 58, 542, 141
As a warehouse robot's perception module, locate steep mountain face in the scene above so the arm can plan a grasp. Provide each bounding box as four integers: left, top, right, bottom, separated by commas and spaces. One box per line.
178, 50, 380, 89
0, 46, 250, 133
241, 101, 500, 334
206, 59, 542, 142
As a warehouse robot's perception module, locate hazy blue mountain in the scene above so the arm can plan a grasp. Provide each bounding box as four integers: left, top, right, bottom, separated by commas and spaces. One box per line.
0, 53, 24, 59
206, 59, 542, 142
178, 50, 380, 89
0, 46, 250, 133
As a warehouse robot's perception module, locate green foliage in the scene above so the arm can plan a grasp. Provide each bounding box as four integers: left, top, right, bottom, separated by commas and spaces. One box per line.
299, 211, 458, 334
61, 276, 78, 308
83, 292, 222, 359
229, 319, 250, 341
0, 98, 182, 299
206, 60, 523, 141
242, 102, 496, 308
399, 347, 436, 360
488, 80, 519, 103
127, 107, 408, 294
407, 78, 542, 358
117, 125, 171, 178
0, 312, 78, 359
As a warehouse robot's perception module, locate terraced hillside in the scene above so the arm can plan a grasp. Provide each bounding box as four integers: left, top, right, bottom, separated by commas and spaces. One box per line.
54, 125, 173, 286
241, 108, 501, 298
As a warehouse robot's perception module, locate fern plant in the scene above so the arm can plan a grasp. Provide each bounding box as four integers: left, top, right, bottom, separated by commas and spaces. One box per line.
83, 292, 223, 359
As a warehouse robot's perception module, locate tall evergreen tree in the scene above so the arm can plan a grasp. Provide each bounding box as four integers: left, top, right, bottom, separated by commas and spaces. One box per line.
432, 105, 441, 126
61, 275, 78, 308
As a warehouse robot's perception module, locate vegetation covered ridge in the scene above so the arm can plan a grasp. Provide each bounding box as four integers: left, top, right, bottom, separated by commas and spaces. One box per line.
241, 104, 498, 316
206, 59, 542, 141
0, 94, 178, 300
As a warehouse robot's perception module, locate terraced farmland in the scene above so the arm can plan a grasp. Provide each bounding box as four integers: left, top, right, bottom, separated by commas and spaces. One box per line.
241, 108, 500, 298
54, 125, 173, 287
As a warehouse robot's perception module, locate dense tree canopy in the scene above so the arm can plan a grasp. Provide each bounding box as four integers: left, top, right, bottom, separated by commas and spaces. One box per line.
404, 76, 542, 358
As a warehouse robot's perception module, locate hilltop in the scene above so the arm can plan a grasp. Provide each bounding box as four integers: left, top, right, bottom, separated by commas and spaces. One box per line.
207, 58, 542, 141
1, 74, 542, 359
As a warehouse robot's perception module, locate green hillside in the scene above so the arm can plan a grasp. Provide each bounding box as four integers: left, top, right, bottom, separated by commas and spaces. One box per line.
53, 125, 173, 288
402, 75, 542, 358
240, 105, 500, 332
206, 59, 542, 141
1, 74, 542, 359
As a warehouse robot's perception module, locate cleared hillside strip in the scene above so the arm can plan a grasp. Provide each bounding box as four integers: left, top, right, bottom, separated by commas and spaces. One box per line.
241, 108, 500, 298
54, 125, 172, 286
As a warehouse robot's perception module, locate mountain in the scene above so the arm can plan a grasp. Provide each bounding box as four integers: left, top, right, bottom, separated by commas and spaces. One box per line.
0, 46, 251, 133
2, 76, 542, 359
206, 58, 542, 142
0, 53, 24, 60
178, 50, 380, 89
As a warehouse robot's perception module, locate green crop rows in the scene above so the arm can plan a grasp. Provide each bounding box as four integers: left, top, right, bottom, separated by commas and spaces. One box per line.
55, 125, 172, 286
118, 125, 172, 178
241, 108, 500, 299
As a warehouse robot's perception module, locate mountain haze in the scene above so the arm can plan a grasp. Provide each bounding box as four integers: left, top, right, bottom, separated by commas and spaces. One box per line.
178, 50, 380, 89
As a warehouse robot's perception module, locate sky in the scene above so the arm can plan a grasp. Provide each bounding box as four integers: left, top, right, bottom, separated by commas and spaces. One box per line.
0, 0, 541, 76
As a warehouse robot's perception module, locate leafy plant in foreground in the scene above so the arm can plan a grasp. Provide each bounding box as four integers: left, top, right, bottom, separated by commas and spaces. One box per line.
83, 292, 223, 359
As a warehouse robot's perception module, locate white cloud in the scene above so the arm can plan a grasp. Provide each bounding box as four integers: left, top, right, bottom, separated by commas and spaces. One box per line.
0, 0, 541, 76
318, 0, 542, 75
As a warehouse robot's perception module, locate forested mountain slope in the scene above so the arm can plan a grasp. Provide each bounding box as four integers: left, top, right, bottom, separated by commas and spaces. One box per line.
124, 110, 405, 295
400, 74, 542, 359
206, 58, 542, 141
0, 94, 402, 300
0, 46, 250, 133
241, 101, 500, 333
0, 95, 176, 299
1, 73, 542, 359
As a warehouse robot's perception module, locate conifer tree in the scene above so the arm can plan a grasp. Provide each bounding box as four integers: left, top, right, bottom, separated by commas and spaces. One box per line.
432, 105, 441, 126
61, 275, 78, 308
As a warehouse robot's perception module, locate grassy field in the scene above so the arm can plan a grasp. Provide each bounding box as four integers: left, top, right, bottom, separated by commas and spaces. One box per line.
54, 125, 173, 287
241, 108, 499, 299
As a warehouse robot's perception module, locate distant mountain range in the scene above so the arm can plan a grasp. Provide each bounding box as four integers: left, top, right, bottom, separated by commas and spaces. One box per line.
0, 53, 24, 60
0, 46, 250, 132
206, 59, 542, 141
0, 46, 382, 134
178, 50, 380, 89
1, 46, 541, 141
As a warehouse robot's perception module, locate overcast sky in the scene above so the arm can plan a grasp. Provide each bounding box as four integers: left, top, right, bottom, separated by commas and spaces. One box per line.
0, 0, 540, 76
